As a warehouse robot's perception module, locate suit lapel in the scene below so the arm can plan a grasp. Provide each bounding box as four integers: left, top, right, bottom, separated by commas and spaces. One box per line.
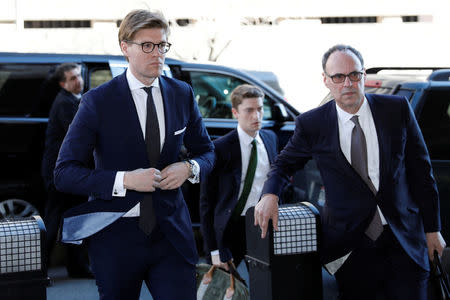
259, 130, 277, 164
327, 102, 354, 174
366, 94, 387, 192
155, 76, 174, 168
117, 73, 147, 153
229, 130, 242, 191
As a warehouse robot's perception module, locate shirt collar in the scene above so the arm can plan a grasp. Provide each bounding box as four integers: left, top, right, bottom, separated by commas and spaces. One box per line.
336, 96, 369, 124
237, 124, 262, 146
126, 68, 159, 91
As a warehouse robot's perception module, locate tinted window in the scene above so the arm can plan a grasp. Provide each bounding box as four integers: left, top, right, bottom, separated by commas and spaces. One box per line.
90, 69, 113, 89
189, 71, 273, 120
418, 90, 450, 160
0, 64, 56, 117
393, 88, 414, 101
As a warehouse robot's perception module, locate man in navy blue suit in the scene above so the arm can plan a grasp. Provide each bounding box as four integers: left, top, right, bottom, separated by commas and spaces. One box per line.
254, 44, 445, 299
200, 84, 277, 271
41, 63, 92, 278
54, 9, 214, 300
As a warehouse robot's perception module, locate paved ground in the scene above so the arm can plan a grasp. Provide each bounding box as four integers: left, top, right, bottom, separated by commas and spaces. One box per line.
46, 262, 338, 299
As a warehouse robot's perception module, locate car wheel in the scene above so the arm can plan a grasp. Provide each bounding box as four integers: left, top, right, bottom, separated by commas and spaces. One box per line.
0, 199, 40, 219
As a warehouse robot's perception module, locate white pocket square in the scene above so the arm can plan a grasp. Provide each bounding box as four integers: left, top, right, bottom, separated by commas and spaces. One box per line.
174, 127, 186, 135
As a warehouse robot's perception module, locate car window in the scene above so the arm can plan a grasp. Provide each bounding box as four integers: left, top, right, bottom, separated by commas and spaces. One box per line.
0, 64, 56, 117
90, 68, 113, 89
417, 90, 450, 160
189, 71, 273, 120
393, 88, 415, 101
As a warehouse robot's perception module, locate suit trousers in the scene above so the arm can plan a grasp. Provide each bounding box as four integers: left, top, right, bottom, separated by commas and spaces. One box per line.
334, 226, 429, 300
86, 217, 196, 300
223, 216, 247, 267
44, 184, 89, 272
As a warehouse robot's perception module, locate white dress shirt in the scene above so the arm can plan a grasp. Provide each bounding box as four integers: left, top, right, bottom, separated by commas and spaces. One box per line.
325, 97, 387, 274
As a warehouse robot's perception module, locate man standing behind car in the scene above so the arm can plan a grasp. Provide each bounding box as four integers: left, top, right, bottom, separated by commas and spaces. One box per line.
254, 44, 446, 300
41, 63, 92, 278
54, 9, 214, 300
200, 84, 277, 273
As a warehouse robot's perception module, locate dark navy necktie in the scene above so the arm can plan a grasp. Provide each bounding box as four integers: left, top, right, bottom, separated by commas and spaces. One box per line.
140, 86, 160, 235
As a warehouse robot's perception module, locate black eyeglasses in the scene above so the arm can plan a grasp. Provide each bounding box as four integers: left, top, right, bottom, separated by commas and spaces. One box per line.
325, 70, 364, 84
125, 40, 172, 54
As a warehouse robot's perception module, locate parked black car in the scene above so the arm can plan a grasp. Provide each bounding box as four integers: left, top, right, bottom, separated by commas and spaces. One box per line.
0, 52, 316, 227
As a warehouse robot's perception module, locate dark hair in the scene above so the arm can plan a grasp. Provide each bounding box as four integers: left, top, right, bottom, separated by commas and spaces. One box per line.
322, 44, 364, 71
53, 63, 80, 83
231, 84, 265, 109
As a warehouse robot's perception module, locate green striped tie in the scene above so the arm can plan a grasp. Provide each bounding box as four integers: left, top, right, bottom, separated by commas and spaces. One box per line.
232, 139, 258, 220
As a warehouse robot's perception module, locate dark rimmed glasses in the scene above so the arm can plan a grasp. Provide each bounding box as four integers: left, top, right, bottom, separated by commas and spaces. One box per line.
325, 70, 364, 84
125, 40, 172, 54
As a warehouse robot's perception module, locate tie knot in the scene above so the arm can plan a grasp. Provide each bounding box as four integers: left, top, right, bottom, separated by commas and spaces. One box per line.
350, 115, 361, 127
142, 86, 152, 95
251, 139, 257, 147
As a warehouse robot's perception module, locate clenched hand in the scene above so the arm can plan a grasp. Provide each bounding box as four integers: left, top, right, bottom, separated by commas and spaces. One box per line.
123, 168, 161, 192
160, 162, 191, 190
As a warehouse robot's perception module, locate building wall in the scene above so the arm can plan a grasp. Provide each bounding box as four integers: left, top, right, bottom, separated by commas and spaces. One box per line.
1, 0, 449, 111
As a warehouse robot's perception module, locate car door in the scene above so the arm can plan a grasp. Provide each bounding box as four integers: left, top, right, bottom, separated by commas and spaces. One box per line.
0, 62, 59, 217
415, 85, 450, 243
0, 57, 124, 218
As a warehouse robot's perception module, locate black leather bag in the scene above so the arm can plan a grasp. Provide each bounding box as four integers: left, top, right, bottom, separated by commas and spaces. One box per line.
429, 250, 450, 300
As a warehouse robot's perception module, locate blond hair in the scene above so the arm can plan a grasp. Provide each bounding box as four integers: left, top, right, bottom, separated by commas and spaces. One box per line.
118, 9, 169, 45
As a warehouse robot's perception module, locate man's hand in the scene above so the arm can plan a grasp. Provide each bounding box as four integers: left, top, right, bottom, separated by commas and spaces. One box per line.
160, 162, 190, 190
211, 253, 229, 271
254, 194, 279, 239
426, 231, 446, 261
123, 168, 161, 192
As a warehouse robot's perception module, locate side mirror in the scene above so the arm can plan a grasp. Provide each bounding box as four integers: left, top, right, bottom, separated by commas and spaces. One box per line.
272, 103, 288, 122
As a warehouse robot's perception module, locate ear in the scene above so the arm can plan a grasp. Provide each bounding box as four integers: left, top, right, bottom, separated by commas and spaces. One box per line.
231, 107, 238, 119
322, 72, 330, 88
59, 81, 66, 89
120, 41, 129, 57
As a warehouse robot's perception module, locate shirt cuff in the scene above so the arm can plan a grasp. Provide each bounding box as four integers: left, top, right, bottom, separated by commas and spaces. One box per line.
112, 171, 127, 197
187, 160, 200, 184
211, 250, 220, 256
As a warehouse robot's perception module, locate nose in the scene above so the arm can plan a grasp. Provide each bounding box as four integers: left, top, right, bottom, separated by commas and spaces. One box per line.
253, 110, 261, 121
343, 75, 352, 87
151, 48, 163, 57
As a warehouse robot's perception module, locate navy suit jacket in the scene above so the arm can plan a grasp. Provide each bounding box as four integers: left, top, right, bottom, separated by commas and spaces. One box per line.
200, 128, 277, 262
54, 71, 214, 265
262, 94, 440, 270
42, 89, 80, 189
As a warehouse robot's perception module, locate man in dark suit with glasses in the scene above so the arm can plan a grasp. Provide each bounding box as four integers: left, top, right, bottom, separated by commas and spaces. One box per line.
254, 44, 445, 300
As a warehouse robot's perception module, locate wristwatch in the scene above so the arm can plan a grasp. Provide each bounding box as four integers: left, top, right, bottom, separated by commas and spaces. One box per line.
185, 159, 195, 179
